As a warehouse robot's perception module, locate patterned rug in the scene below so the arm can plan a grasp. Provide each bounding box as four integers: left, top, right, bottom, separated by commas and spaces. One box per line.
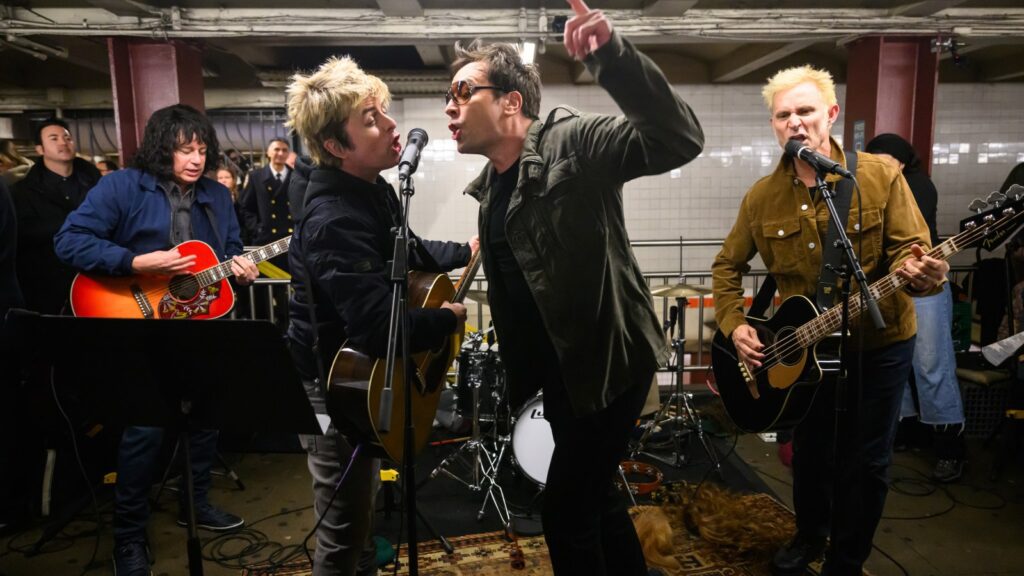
241, 491, 802, 576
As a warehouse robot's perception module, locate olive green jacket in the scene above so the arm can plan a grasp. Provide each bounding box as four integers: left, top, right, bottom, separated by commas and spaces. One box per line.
463, 31, 704, 416
712, 141, 937, 350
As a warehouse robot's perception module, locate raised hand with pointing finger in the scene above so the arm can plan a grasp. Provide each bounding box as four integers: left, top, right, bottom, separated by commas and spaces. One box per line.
564, 0, 613, 59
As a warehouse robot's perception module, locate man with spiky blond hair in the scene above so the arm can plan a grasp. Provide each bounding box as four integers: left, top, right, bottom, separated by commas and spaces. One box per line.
285, 56, 477, 576
712, 65, 947, 576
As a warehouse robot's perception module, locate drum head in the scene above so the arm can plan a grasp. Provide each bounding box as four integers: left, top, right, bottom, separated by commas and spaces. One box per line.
511, 393, 555, 486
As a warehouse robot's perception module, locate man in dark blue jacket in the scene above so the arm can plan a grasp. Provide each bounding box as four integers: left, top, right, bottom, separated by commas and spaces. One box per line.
55, 104, 258, 576
286, 56, 477, 576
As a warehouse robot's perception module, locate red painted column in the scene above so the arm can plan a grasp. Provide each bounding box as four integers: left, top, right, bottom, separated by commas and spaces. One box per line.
843, 36, 939, 174
107, 39, 205, 165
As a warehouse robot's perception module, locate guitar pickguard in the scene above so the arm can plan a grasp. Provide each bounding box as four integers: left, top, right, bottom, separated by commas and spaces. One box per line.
158, 285, 222, 319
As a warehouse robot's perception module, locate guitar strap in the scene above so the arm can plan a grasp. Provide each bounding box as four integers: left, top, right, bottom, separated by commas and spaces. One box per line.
201, 203, 226, 257
749, 275, 777, 318
815, 150, 857, 311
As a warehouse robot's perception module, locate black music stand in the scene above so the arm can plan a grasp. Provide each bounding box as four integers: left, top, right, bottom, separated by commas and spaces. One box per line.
7, 311, 321, 576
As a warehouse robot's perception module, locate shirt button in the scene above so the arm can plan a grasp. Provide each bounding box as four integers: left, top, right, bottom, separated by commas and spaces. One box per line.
271, 213, 277, 219
854, 223, 861, 231
271, 199, 276, 205
777, 229, 785, 236
801, 204, 808, 211
809, 242, 816, 249
288, 227, 293, 234
271, 228, 277, 234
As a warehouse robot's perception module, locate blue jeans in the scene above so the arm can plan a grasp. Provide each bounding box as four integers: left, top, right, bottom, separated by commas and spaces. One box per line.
793, 337, 915, 576
901, 283, 965, 425
113, 426, 217, 544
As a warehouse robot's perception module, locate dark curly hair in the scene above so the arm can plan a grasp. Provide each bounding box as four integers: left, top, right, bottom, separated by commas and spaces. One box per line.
132, 104, 220, 182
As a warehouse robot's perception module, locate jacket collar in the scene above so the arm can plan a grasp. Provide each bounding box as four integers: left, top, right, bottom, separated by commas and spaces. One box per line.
306, 166, 390, 200
463, 106, 580, 201
773, 136, 849, 186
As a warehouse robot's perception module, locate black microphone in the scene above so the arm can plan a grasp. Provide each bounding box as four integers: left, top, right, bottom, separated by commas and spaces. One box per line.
663, 305, 678, 336
398, 128, 429, 181
784, 139, 854, 179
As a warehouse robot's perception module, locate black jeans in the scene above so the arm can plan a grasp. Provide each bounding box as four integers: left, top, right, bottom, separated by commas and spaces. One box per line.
541, 371, 651, 576
792, 336, 915, 576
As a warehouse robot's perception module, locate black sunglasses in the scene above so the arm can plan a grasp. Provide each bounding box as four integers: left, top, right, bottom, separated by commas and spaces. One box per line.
445, 80, 507, 105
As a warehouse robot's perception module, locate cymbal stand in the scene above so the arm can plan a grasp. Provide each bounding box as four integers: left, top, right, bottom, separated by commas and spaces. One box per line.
635, 296, 721, 474
428, 333, 512, 526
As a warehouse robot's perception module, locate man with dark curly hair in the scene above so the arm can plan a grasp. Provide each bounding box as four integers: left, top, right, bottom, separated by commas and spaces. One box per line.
55, 103, 258, 576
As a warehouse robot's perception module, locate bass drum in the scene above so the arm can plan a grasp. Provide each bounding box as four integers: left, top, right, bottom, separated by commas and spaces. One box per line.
511, 392, 555, 487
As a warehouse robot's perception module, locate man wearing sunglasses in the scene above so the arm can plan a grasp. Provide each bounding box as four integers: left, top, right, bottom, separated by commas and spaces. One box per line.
445, 1, 703, 574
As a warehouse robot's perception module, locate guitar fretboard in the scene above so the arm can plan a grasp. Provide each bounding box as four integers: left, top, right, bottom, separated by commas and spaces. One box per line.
796, 235, 963, 347
452, 250, 483, 304
193, 237, 292, 288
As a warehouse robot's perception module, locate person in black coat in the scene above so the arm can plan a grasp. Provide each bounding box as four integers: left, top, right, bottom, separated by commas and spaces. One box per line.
239, 137, 294, 247
12, 118, 100, 314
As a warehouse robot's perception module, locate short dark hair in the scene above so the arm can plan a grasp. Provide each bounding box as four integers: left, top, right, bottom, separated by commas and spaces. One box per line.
132, 104, 220, 182
267, 137, 289, 149
35, 118, 71, 146
97, 158, 119, 171
451, 40, 541, 121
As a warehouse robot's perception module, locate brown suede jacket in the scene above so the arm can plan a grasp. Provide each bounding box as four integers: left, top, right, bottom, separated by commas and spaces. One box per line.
712, 138, 937, 351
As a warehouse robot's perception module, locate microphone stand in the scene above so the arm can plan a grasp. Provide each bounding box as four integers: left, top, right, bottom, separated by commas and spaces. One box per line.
379, 171, 420, 575
813, 168, 881, 567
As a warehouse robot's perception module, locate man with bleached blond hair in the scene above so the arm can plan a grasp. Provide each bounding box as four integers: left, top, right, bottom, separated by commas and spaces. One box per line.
712, 64, 948, 576
285, 56, 477, 576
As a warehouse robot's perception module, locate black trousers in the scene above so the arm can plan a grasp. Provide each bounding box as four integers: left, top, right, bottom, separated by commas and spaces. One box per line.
540, 371, 651, 576
792, 336, 915, 576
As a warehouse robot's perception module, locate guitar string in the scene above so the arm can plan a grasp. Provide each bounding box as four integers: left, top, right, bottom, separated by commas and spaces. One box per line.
132, 239, 289, 301
748, 208, 1024, 377
752, 209, 1023, 374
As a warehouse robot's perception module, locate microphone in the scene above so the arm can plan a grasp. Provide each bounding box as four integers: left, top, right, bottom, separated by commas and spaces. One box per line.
398, 128, 429, 181
663, 305, 678, 336
784, 139, 854, 179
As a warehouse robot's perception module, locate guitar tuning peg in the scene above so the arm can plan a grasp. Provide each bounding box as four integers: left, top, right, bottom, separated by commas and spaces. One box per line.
1007, 184, 1024, 201
968, 198, 989, 213
987, 191, 1007, 207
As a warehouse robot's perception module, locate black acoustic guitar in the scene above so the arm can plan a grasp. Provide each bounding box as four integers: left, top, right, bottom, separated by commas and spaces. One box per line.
712, 189, 1024, 432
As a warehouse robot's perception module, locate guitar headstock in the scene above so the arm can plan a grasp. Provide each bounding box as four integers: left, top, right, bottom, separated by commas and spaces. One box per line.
959, 184, 1024, 252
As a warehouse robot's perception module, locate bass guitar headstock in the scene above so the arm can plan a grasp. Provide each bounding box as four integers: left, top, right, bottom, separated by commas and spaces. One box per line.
959, 184, 1024, 252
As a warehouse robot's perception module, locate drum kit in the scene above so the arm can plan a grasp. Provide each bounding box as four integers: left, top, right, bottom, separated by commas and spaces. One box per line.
430, 278, 720, 524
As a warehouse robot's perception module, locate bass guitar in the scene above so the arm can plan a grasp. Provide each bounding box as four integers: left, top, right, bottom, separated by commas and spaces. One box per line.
327, 250, 482, 463
712, 191, 1024, 432
69, 237, 290, 320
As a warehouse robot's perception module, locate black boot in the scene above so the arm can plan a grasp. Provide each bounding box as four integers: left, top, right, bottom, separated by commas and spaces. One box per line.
932, 423, 967, 483
771, 532, 825, 576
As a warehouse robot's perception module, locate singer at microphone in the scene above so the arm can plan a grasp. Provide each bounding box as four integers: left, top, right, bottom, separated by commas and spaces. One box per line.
785, 138, 853, 179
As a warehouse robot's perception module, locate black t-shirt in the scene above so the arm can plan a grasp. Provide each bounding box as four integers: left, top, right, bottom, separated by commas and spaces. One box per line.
485, 161, 561, 377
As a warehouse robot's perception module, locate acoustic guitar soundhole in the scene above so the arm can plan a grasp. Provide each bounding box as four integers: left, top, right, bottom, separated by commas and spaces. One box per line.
168, 274, 201, 302
775, 327, 804, 366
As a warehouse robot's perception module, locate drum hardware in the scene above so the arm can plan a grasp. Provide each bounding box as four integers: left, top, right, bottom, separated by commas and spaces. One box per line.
428, 330, 514, 526
634, 284, 722, 474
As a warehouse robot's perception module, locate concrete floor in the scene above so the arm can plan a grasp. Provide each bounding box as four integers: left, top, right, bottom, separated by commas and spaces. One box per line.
1, 434, 1023, 576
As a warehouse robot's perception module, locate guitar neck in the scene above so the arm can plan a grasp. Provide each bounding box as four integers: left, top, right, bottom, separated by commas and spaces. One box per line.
799, 235, 964, 347
451, 251, 482, 304
192, 237, 291, 289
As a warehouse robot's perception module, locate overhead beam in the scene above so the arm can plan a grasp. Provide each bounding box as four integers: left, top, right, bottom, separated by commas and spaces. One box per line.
415, 45, 447, 67
375, 0, 423, 18
890, 1, 968, 17
712, 41, 816, 83
642, 1, 699, 17
2, 7, 1023, 42
85, 0, 160, 17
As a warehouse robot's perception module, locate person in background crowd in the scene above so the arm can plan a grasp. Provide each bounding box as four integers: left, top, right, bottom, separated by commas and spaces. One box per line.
712, 66, 947, 576
55, 104, 257, 576
240, 137, 293, 247
865, 133, 967, 483
96, 158, 119, 176
217, 163, 249, 246
12, 118, 101, 314
225, 148, 251, 175
446, 1, 703, 573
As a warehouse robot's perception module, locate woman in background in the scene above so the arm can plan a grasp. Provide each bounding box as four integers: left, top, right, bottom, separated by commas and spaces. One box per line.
866, 133, 967, 483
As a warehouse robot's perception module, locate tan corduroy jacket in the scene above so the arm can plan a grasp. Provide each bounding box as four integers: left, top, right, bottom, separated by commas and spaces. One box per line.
711, 138, 938, 351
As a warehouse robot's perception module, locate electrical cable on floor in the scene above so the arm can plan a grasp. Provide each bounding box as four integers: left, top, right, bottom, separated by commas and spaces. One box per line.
49, 365, 102, 576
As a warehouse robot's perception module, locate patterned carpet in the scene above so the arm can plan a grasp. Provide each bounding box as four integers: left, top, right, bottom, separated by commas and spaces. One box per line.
241, 491, 803, 576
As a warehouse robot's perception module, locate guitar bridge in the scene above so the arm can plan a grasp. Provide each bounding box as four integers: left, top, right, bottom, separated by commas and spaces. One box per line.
738, 361, 753, 383
130, 283, 154, 319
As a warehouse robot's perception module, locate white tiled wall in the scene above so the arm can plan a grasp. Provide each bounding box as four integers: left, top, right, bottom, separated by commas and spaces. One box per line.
381, 82, 1024, 278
